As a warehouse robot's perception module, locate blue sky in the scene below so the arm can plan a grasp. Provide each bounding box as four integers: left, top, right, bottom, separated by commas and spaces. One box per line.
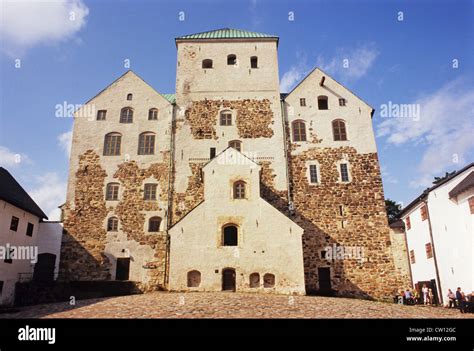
1, 0, 473, 218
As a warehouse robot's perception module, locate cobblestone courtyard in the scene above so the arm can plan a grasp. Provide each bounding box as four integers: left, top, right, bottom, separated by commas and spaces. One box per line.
1, 292, 472, 319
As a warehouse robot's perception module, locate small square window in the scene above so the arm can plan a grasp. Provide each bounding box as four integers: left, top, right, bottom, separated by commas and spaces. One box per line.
10, 216, 19, 231
339, 98, 346, 106
300, 98, 306, 107
26, 223, 34, 237
97, 110, 107, 120
144, 184, 157, 200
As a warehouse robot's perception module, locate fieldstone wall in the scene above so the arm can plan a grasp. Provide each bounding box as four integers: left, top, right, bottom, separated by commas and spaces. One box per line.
60, 150, 111, 281
185, 99, 274, 139
288, 146, 407, 300
172, 163, 204, 223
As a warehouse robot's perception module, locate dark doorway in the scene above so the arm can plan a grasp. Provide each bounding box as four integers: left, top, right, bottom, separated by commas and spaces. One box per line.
33, 253, 56, 283
116, 258, 130, 281
318, 267, 331, 292
222, 268, 236, 291
415, 279, 440, 305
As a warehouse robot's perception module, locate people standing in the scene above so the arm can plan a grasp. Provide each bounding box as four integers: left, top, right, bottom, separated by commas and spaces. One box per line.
422, 284, 429, 305
456, 287, 463, 308
428, 288, 434, 305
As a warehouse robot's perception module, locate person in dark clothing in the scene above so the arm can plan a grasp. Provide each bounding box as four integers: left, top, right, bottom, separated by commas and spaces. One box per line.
456, 287, 463, 308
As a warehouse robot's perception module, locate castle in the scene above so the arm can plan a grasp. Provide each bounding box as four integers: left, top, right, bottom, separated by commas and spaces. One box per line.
61, 28, 407, 299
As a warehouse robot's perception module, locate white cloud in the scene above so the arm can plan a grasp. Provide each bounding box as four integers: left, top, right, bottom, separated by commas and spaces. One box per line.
317, 44, 379, 81
0, 145, 29, 167
58, 130, 72, 157
29, 173, 67, 221
280, 53, 309, 93
0, 0, 89, 56
377, 79, 474, 188
380, 165, 398, 184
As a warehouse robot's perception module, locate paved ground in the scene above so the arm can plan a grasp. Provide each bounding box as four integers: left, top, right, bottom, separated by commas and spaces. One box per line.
1, 292, 472, 319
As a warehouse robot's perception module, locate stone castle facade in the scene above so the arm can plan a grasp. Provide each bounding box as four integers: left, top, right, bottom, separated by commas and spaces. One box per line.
61, 29, 408, 299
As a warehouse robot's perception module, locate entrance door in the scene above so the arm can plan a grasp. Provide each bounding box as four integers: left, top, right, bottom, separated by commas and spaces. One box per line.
33, 253, 56, 283
222, 268, 236, 291
318, 267, 332, 292
116, 258, 130, 281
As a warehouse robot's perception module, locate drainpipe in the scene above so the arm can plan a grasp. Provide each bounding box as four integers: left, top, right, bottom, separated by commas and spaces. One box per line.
164, 104, 177, 289
424, 200, 443, 305
280, 99, 292, 209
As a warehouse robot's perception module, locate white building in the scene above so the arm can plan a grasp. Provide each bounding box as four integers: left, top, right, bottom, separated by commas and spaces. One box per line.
400, 163, 474, 305
0, 167, 62, 306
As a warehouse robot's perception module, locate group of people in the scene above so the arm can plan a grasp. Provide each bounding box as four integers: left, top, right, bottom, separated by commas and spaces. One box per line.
447, 287, 474, 313
394, 285, 473, 313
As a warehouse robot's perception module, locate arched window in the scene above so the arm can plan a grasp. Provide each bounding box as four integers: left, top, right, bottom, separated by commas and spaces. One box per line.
250, 56, 258, 68
233, 181, 246, 199
187, 270, 201, 287
202, 59, 213, 69
148, 108, 158, 120
107, 217, 118, 231
103, 132, 122, 156
292, 120, 307, 142
222, 225, 238, 246
120, 107, 133, 123
148, 216, 162, 232
332, 119, 347, 141
220, 110, 232, 126
138, 132, 155, 155
263, 273, 275, 288
106, 183, 119, 201
229, 140, 242, 152
249, 273, 260, 288
127, 93, 133, 101
227, 54, 237, 65
318, 95, 328, 110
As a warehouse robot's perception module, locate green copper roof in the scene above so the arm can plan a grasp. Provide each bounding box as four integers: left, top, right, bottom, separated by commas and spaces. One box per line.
176, 28, 278, 40
161, 93, 175, 104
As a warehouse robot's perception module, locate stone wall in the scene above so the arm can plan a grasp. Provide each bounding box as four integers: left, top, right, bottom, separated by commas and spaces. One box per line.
185, 99, 274, 139
287, 146, 407, 300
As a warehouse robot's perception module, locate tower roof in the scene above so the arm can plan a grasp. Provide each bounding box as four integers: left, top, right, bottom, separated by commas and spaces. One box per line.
176, 28, 278, 42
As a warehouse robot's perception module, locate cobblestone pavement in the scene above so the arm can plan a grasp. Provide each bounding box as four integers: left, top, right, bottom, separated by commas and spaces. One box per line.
1, 292, 472, 319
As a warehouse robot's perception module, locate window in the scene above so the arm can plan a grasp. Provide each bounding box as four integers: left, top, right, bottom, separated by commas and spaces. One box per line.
339, 98, 346, 106
106, 183, 119, 201
318, 96, 328, 110
220, 110, 232, 126
26, 222, 34, 237
187, 270, 201, 287
107, 217, 118, 232
309, 164, 319, 184
144, 184, 157, 200
300, 98, 306, 107
202, 59, 213, 69
210, 147, 216, 159
340, 163, 349, 182
263, 273, 275, 288
469, 197, 474, 214
148, 108, 158, 120
420, 205, 428, 221
227, 54, 237, 65
120, 107, 133, 123
250, 56, 258, 68
127, 93, 133, 101
10, 216, 19, 231
223, 225, 238, 246
233, 181, 246, 199
229, 140, 242, 152
148, 217, 162, 232
103, 133, 122, 156
292, 120, 307, 142
425, 243, 433, 259
138, 132, 155, 155
332, 120, 347, 141
410, 250, 416, 264
249, 273, 260, 288
97, 110, 107, 120
406, 216, 411, 230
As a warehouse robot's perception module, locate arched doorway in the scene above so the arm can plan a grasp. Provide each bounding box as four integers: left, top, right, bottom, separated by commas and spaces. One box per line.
222, 268, 236, 292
